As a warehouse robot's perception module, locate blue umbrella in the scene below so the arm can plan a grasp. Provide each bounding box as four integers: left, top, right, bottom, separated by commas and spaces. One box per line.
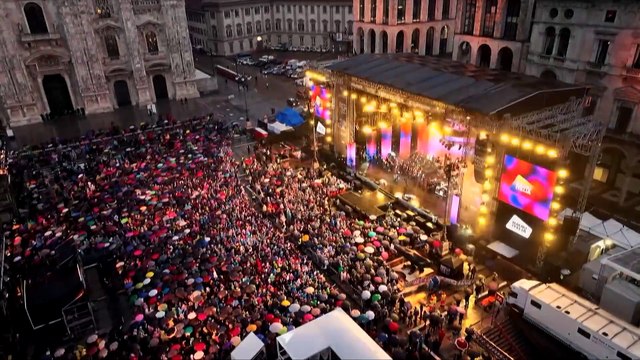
275, 107, 305, 127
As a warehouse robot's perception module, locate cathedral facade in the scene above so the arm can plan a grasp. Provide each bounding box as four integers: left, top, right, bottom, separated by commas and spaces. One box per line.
0, 0, 200, 127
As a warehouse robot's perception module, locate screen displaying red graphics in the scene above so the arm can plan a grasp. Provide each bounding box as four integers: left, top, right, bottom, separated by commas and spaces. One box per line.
498, 155, 557, 221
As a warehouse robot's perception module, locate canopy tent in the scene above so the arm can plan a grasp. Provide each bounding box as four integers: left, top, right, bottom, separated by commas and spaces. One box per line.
561, 209, 640, 250
275, 107, 305, 127
231, 332, 265, 360
277, 308, 391, 360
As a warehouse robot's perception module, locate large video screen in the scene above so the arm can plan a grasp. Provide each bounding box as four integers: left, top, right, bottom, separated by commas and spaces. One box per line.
498, 155, 557, 221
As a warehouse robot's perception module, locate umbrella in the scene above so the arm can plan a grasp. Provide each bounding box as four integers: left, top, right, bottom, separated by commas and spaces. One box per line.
388, 321, 399, 332
194, 351, 205, 360
350, 309, 360, 318
371, 293, 381, 302
364, 246, 375, 254
354, 237, 364, 244
281, 299, 291, 307
378, 285, 388, 293
337, 293, 346, 300
269, 322, 283, 333
231, 336, 241, 346
289, 303, 301, 313
303, 313, 314, 322
305, 287, 315, 294
365, 310, 375, 320
361, 290, 371, 300
300, 305, 311, 313
368, 231, 376, 238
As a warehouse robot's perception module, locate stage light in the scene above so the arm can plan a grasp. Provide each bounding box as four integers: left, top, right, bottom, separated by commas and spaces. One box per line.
350, 93, 357, 99
360, 97, 367, 104
325, 119, 331, 124
479, 131, 488, 139
535, 144, 546, 155
444, 126, 453, 135
326, 136, 332, 142
547, 149, 559, 158
522, 141, 533, 150
551, 201, 561, 210
548, 218, 558, 226
479, 205, 488, 214
486, 155, 496, 165
414, 110, 424, 118
362, 126, 372, 134
510, 137, 520, 146
380, 104, 389, 113
478, 216, 487, 226
554, 185, 565, 195
544, 232, 555, 241
415, 117, 425, 123
484, 168, 494, 177
390, 102, 397, 107
326, 128, 331, 134
342, 90, 349, 96
500, 133, 510, 143
391, 108, 401, 116
483, 181, 492, 191
481, 193, 490, 202
378, 121, 388, 128
363, 104, 375, 113
557, 168, 569, 179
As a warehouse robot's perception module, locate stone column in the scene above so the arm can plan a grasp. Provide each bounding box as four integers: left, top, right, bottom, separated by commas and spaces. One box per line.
406, 0, 413, 24
474, 0, 484, 36
160, 0, 199, 100
119, 0, 152, 106
389, 0, 398, 25
363, 0, 371, 22
376, 30, 383, 53
493, 0, 507, 39
363, 27, 370, 53
60, 0, 112, 114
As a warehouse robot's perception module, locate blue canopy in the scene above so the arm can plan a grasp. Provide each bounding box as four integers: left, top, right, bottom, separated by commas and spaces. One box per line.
275, 107, 305, 127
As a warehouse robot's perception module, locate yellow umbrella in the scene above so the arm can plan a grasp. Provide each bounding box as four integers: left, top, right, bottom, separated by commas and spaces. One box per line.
398, 235, 408, 241
281, 299, 291, 306
146, 272, 154, 278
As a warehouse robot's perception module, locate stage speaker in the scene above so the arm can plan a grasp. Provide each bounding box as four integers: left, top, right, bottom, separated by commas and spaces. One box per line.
552, 216, 580, 252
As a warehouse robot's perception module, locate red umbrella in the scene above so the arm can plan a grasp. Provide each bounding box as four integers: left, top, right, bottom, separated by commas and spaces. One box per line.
388, 321, 399, 332
194, 342, 206, 351
265, 313, 274, 322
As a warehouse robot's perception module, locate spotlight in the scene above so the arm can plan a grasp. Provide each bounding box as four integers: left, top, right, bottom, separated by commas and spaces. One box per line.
360, 97, 367, 104
500, 133, 510, 143
535, 144, 546, 155
548, 218, 558, 226
522, 141, 533, 150
483, 181, 492, 191
551, 201, 561, 210
479, 205, 488, 214
484, 168, 494, 177
510, 137, 520, 146
362, 126, 372, 134
557, 168, 569, 179
486, 155, 496, 165
326, 136, 332, 142
548, 149, 559, 158
350, 93, 357, 99
481, 193, 490, 202
544, 232, 555, 241
478, 216, 486, 225
554, 185, 565, 195
342, 90, 349, 96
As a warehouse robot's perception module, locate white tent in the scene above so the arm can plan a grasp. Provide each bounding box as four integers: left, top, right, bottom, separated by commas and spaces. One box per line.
231, 332, 265, 360
560, 208, 600, 231
276, 308, 391, 360
588, 218, 624, 239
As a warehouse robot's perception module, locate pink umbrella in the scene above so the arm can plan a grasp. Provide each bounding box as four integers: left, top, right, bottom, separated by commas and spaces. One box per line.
374, 276, 383, 283
373, 240, 381, 248
343, 229, 352, 236
375, 226, 384, 233
134, 314, 144, 322
303, 313, 314, 322
397, 228, 407, 234
380, 252, 389, 260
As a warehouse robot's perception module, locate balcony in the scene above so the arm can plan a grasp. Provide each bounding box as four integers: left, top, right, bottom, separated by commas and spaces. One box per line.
19, 31, 61, 43
133, 0, 160, 14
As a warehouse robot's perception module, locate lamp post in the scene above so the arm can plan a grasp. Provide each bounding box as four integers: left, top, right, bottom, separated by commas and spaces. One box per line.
234, 59, 250, 121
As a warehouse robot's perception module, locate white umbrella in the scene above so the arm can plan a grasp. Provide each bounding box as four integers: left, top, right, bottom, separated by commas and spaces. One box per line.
54, 348, 65, 358
269, 322, 283, 333
289, 303, 301, 313
155, 311, 165, 319
351, 309, 360, 318
420, 234, 428, 241
305, 286, 315, 294
361, 290, 371, 300
366, 310, 375, 320
355, 237, 365, 244
301, 305, 311, 313
364, 246, 375, 254
353, 230, 361, 237
378, 285, 388, 293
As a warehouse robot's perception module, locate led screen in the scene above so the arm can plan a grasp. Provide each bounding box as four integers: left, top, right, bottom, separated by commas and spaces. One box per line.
498, 155, 557, 221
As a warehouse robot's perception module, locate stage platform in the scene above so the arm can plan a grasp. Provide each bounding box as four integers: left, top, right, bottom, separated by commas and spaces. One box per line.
338, 189, 395, 218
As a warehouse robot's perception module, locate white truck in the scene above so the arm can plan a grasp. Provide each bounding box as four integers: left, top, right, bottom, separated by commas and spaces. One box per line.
507, 279, 640, 360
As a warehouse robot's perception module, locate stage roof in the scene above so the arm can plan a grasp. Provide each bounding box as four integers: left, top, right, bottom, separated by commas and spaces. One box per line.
327, 54, 588, 116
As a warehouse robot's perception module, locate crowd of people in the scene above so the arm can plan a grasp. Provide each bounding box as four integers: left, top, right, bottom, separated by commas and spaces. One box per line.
3, 116, 472, 360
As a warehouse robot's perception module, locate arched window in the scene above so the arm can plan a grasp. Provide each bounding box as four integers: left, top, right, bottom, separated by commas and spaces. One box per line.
411, 29, 419, 53
543, 27, 556, 55
236, 23, 243, 36
212, 26, 218, 39
347, 21, 353, 35
246, 22, 253, 35
395, 31, 404, 53
266, 19, 272, 32
425, 27, 435, 55
225, 25, 232, 38
256, 21, 262, 33
104, 34, 120, 58
287, 19, 293, 32
335, 20, 341, 33
503, 0, 520, 40
371, 0, 377, 22
310, 19, 317, 32
442, 0, 450, 19
24, 2, 48, 34
145, 31, 159, 53
95, 0, 112, 18
297, 20, 304, 32
556, 28, 570, 57
439, 26, 449, 54
322, 20, 328, 33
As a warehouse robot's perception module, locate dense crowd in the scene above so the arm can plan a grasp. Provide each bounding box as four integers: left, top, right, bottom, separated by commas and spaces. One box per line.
4, 117, 468, 360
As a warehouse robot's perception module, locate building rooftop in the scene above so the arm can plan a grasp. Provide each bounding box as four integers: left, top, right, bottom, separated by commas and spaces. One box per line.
327, 54, 588, 117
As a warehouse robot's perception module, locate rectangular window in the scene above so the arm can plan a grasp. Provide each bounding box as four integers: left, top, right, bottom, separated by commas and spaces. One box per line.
530, 300, 542, 310
605, 10, 617, 23
382, 0, 389, 23
276, 5, 280, 13
442, 0, 450, 20
482, 0, 497, 37
264, 6, 269, 14
244, 8, 250, 16
323, 6, 327, 14
463, 0, 477, 35
348, 6, 352, 14
397, 0, 405, 23
224, 10, 230, 18
610, 103, 634, 133
577, 327, 591, 339
234, 9, 239, 17
299, 5, 303, 13
633, 45, 640, 69
287, 5, 292, 13
255, 7, 260, 14
371, 0, 377, 22
427, 0, 436, 20
503, 0, 520, 40
311, 6, 315, 14
594, 39, 610, 65
335, 6, 340, 13
412, 0, 420, 21
311, 37, 316, 46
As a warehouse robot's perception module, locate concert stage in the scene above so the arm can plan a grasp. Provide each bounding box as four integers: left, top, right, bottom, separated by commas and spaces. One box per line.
338, 189, 394, 218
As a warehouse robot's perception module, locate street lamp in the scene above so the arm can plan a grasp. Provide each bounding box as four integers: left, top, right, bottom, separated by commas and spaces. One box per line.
234, 59, 250, 121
